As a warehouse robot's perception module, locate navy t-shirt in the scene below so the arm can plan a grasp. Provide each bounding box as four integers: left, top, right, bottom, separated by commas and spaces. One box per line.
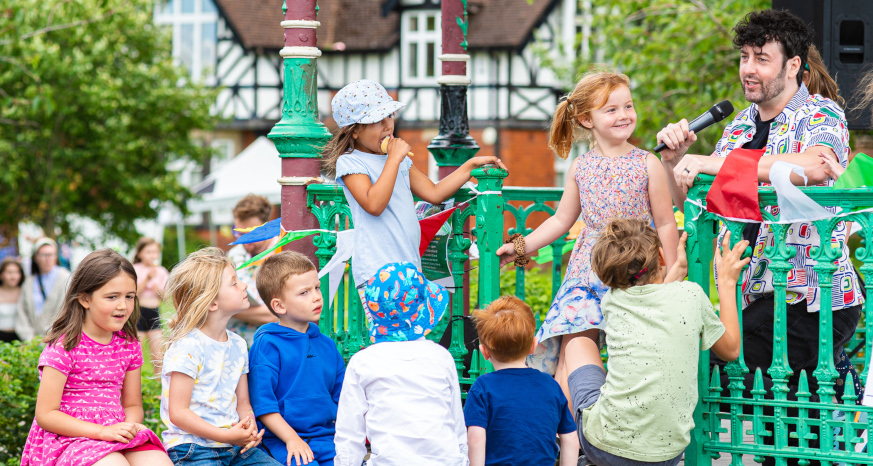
464, 368, 577, 465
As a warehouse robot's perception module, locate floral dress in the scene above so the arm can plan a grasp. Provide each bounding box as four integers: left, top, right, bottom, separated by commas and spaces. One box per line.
528, 147, 654, 375
21, 332, 165, 466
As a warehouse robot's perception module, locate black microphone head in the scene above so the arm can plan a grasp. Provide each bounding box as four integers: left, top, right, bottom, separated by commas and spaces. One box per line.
708, 100, 734, 122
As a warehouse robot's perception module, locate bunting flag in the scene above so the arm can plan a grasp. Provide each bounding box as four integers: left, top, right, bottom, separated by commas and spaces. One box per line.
418, 203, 465, 256
834, 152, 873, 190
317, 229, 356, 308
705, 148, 765, 222
236, 230, 323, 270
769, 161, 833, 223
230, 218, 282, 245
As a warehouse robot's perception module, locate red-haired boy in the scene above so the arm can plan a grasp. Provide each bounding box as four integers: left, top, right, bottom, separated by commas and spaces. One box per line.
465, 296, 578, 466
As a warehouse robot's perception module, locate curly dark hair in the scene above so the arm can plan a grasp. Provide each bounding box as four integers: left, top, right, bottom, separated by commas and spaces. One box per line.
733, 9, 813, 86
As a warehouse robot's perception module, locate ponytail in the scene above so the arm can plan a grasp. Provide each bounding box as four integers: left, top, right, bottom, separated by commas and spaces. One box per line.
850, 69, 873, 127
548, 99, 579, 160
804, 45, 844, 107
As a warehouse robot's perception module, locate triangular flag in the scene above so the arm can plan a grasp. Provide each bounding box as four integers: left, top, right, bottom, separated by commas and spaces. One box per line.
230, 218, 282, 245
318, 229, 356, 308
769, 161, 833, 223
705, 148, 764, 222
834, 153, 873, 190
236, 230, 322, 270
418, 205, 460, 256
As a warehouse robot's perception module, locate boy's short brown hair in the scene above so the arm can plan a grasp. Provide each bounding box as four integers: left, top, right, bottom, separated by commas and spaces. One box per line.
256, 251, 317, 317
472, 296, 536, 362
233, 194, 272, 224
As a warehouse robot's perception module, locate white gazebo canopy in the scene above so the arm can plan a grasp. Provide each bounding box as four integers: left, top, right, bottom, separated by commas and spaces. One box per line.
188, 136, 282, 225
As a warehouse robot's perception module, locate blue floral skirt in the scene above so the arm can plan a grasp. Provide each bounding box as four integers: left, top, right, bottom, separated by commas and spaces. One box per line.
526, 276, 609, 375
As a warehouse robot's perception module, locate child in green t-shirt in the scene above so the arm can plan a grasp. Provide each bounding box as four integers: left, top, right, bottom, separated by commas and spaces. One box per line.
562, 218, 748, 466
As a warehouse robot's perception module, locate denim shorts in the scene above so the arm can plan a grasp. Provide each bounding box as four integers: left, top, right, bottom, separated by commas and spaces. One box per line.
166, 443, 282, 466
568, 365, 683, 466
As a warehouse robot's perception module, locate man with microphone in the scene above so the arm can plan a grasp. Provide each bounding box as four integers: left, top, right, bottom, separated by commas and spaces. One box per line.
657, 7, 863, 427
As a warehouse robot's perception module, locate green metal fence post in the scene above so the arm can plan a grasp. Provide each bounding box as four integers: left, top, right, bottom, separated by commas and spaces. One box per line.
473, 166, 507, 308
685, 177, 716, 466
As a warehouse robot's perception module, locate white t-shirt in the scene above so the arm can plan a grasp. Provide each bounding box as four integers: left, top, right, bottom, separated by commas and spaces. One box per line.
160, 329, 249, 449
334, 339, 468, 466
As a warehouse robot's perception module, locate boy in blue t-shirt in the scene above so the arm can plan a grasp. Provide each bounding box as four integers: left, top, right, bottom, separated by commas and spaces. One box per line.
248, 251, 345, 466
465, 296, 578, 466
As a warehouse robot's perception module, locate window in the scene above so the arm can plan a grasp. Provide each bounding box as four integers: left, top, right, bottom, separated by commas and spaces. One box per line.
402, 11, 441, 83
154, 0, 218, 82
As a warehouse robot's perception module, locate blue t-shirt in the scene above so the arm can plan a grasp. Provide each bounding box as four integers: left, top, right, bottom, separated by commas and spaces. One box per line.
464, 368, 577, 465
336, 150, 421, 287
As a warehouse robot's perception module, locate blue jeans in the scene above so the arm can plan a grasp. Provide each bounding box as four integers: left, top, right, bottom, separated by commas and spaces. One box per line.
167, 444, 283, 466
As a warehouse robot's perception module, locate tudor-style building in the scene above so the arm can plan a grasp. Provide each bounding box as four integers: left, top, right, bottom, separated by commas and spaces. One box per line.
155, 0, 585, 191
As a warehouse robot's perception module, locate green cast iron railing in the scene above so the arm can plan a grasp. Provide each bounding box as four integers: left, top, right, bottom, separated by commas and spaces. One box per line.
686, 174, 873, 466
308, 166, 873, 464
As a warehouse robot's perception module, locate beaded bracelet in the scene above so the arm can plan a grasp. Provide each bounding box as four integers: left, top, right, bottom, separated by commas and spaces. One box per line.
508, 233, 530, 267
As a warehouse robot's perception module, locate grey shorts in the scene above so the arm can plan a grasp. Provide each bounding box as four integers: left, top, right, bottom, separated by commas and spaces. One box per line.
568, 365, 683, 466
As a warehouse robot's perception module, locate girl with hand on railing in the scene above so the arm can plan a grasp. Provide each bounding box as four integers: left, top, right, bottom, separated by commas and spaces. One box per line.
559, 219, 746, 466
495, 71, 679, 402
321, 80, 506, 303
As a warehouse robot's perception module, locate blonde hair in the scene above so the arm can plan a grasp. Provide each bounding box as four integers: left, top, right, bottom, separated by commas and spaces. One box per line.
472, 296, 536, 362
851, 69, 873, 127
804, 45, 845, 107
591, 218, 662, 290
45, 250, 139, 351
321, 124, 360, 178
256, 251, 317, 317
549, 69, 631, 159
163, 247, 233, 349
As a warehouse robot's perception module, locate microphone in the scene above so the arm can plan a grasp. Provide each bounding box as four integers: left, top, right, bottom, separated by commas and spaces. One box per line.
653, 100, 735, 153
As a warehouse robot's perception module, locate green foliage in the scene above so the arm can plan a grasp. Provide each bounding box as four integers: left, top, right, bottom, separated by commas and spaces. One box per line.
470, 264, 556, 320
0, 338, 165, 460
540, 0, 769, 154
0, 339, 43, 462
0, 0, 219, 244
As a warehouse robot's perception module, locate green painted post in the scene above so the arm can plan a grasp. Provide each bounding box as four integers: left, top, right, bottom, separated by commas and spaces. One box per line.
270, 0, 332, 264
856, 223, 873, 384
448, 203, 474, 376
474, 166, 507, 308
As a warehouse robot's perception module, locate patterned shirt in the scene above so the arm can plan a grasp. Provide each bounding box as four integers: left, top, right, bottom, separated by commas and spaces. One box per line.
160, 329, 249, 449
712, 84, 862, 312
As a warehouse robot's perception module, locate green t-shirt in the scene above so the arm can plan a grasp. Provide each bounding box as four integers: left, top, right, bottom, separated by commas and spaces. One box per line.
582, 281, 725, 462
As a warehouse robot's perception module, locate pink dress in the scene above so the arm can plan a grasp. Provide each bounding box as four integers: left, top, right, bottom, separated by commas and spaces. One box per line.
21, 332, 165, 466
528, 147, 654, 375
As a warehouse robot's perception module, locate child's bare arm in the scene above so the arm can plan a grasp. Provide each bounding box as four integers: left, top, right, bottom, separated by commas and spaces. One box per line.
121, 367, 145, 424
409, 156, 507, 205
167, 372, 256, 447
648, 153, 680, 270
496, 158, 583, 266
710, 232, 749, 361
34, 366, 138, 442
467, 426, 486, 466
559, 432, 580, 466
664, 232, 689, 283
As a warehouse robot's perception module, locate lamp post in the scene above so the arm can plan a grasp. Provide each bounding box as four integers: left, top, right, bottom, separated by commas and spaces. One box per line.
268, 0, 331, 264
428, 0, 479, 178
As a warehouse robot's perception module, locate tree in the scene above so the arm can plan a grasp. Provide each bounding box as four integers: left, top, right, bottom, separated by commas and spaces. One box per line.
541, 0, 769, 154
0, 0, 218, 245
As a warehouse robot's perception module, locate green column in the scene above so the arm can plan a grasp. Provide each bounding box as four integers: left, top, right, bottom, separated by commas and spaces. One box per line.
269, 1, 332, 264
473, 166, 507, 307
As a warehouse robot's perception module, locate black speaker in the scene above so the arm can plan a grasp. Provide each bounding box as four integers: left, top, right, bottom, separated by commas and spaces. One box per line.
773, 0, 873, 130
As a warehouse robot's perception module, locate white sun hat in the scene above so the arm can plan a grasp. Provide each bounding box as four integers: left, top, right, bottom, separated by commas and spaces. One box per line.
331, 79, 406, 128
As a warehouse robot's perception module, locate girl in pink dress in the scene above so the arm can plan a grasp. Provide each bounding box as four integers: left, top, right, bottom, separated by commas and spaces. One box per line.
21, 249, 171, 466
496, 71, 680, 399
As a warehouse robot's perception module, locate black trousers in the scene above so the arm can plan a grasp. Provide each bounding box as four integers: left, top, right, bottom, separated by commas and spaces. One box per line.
711, 295, 862, 466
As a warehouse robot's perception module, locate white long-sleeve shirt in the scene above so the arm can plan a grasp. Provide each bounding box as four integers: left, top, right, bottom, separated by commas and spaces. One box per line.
334, 339, 469, 466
